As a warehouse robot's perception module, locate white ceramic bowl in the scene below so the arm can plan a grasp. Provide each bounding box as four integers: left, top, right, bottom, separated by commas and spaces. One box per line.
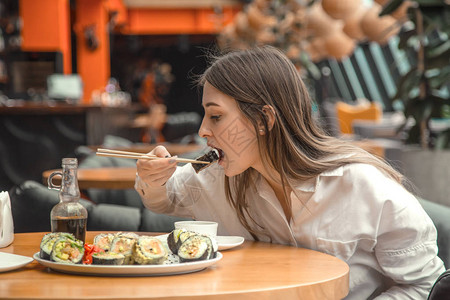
174, 221, 218, 237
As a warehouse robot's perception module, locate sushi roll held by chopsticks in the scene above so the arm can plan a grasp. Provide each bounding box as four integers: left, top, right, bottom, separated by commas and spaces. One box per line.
191, 149, 220, 173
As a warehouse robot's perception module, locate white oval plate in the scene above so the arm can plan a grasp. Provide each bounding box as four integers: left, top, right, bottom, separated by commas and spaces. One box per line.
0, 252, 34, 273
33, 252, 222, 276
216, 236, 245, 251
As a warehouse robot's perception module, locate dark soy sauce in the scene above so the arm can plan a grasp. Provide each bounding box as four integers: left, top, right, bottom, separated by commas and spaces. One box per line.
51, 216, 87, 243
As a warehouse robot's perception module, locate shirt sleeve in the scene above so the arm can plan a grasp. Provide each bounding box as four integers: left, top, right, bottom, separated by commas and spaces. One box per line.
134, 166, 194, 219
329, 164, 445, 299
135, 163, 216, 219
372, 190, 445, 299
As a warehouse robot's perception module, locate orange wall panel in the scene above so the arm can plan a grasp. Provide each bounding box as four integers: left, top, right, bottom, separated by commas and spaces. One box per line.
20, 0, 71, 74
124, 7, 240, 35
20, 0, 240, 102
126, 9, 197, 34
106, 0, 128, 26
75, 0, 110, 103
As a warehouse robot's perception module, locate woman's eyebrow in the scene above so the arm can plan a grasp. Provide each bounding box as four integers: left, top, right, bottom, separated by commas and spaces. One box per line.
204, 102, 220, 108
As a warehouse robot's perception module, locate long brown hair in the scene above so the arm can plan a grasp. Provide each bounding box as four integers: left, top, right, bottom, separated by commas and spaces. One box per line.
199, 46, 403, 239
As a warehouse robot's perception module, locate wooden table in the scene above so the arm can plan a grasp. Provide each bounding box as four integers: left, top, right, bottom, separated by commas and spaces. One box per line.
0, 232, 349, 300
43, 167, 137, 189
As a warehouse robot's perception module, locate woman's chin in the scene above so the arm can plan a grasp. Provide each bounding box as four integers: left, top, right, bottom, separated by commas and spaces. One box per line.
219, 160, 232, 176
218, 160, 231, 175
224, 170, 237, 177
222, 164, 245, 177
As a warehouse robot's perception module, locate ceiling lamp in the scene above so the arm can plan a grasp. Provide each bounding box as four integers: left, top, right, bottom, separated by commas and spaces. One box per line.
234, 11, 253, 39
390, 1, 411, 20
343, 6, 368, 40
247, 3, 276, 31
374, 0, 411, 20
322, 0, 362, 20
323, 29, 356, 60
255, 28, 277, 45
286, 44, 302, 61
305, 3, 341, 37
304, 37, 328, 63
360, 3, 399, 45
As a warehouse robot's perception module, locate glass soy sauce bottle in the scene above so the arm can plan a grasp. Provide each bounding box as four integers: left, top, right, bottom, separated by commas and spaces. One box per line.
48, 158, 87, 243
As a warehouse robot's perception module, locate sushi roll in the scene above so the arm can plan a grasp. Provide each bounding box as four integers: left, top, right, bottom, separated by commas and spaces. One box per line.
93, 233, 115, 252
167, 228, 186, 254
50, 236, 84, 264
199, 234, 217, 259
109, 235, 137, 265
134, 236, 168, 265
92, 252, 125, 265
40, 233, 60, 260
177, 235, 216, 262
207, 235, 218, 259
177, 231, 198, 250
39, 232, 75, 260
117, 232, 140, 239
191, 149, 220, 173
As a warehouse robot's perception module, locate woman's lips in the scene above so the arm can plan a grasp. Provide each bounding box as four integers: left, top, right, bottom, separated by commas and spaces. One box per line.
217, 148, 225, 161
212, 147, 224, 163
207, 143, 225, 164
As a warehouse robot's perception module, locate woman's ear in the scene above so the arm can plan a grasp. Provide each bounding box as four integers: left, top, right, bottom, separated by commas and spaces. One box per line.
258, 105, 276, 134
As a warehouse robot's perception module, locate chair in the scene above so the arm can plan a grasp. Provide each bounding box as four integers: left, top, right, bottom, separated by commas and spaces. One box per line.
417, 198, 450, 300
9, 180, 190, 233
428, 269, 450, 300
335, 101, 382, 135
418, 198, 450, 269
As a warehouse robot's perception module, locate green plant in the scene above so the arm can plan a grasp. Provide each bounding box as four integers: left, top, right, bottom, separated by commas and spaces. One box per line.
381, 0, 450, 149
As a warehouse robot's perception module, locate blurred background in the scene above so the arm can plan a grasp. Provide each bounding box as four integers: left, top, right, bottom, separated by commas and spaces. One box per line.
0, 0, 449, 206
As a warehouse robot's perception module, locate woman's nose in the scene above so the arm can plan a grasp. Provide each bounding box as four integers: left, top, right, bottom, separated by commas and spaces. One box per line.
198, 120, 211, 138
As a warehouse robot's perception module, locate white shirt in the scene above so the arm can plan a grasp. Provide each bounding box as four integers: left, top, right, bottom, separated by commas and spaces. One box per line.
136, 162, 445, 299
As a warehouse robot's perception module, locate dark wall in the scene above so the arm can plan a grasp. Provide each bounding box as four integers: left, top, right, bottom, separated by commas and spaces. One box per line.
0, 105, 137, 191
110, 34, 218, 116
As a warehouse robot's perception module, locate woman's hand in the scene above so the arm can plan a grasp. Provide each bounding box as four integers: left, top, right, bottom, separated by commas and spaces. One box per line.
136, 145, 177, 187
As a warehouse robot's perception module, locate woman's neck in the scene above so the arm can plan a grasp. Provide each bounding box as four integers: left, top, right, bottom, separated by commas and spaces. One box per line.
254, 165, 292, 222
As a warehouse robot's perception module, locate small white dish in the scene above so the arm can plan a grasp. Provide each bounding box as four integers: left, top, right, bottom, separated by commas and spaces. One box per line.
0, 252, 34, 273
216, 236, 245, 251
174, 221, 218, 237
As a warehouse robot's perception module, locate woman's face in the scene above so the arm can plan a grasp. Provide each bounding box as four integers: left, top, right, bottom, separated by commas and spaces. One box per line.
199, 82, 261, 177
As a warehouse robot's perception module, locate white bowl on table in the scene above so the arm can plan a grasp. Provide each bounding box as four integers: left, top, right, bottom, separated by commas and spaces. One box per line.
174, 221, 218, 237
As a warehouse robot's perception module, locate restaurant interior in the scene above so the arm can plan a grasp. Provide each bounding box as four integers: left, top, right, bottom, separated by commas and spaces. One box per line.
0, 0, 449, 293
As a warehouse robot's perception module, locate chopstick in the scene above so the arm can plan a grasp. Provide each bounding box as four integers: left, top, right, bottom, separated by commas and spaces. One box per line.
96, 148, 210, 164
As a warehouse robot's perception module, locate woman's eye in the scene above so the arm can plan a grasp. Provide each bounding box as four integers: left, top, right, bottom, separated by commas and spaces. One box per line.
210, 115, 221, 122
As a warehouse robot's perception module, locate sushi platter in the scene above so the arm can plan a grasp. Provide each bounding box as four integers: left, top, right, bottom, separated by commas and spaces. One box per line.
34, 230, 225, 276
33, 252, 222, 276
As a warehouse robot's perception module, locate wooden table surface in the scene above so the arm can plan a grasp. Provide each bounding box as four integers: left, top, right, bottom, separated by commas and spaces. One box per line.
43, 167, 137, 189
0, 232, 349, 300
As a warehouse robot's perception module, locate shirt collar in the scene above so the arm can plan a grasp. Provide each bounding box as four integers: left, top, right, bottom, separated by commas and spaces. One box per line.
290, 166, 344, 193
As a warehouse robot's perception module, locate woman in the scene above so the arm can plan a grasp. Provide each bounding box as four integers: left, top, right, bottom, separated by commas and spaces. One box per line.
135, 46, 444, 299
